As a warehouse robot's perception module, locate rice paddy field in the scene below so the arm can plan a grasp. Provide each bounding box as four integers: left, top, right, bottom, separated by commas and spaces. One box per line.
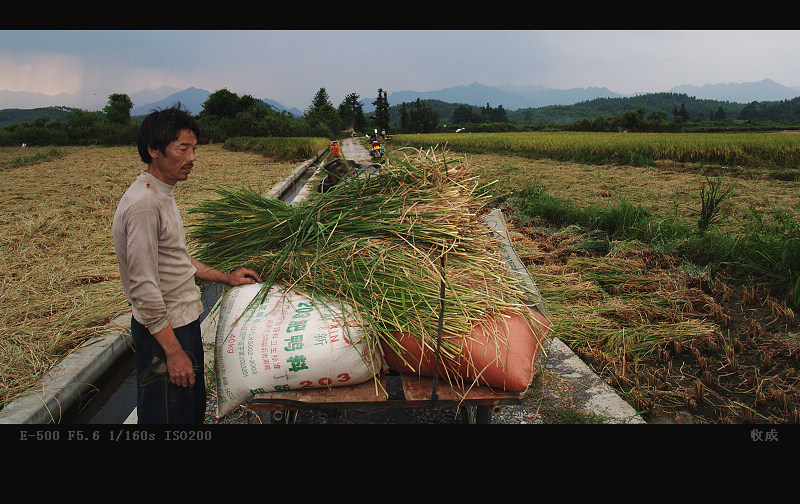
396, 130, 800, 176
0, 144, 302, 408
2, 130, 799, 424
391, 131, 800, 424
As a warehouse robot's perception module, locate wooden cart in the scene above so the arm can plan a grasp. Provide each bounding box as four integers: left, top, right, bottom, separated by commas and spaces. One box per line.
213, 208, 546, 425
245, 371, 525, 424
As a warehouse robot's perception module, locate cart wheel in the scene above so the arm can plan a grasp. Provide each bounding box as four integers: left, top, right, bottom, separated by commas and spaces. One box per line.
461, 405, 492, 424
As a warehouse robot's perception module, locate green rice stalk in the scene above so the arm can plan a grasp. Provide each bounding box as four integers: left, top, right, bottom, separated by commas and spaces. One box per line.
188, 147, 540, 374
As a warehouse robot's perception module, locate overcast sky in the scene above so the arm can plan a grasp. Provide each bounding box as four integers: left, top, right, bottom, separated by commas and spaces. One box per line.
1, 30, 798, 110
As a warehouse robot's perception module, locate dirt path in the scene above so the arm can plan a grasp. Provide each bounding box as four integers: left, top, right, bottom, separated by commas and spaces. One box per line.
340, 137, 372, 165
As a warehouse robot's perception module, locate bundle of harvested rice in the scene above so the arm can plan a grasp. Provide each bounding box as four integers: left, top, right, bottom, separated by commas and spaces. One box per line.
188, 147, 547, 389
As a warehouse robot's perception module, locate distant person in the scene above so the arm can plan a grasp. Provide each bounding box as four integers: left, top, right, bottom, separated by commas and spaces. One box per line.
113, 106, 262, 424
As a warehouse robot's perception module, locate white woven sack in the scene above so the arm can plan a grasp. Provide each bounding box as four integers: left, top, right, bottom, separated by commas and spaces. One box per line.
214, 283, 379, 417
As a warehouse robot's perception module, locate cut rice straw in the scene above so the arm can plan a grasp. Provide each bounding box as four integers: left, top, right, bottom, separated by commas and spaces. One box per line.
188, 146, 544, 375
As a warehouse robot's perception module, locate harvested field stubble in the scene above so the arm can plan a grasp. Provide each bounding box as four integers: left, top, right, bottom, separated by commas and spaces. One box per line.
385, 139, 799, 423
505, 213, 800, 424
4, 135, 799, 425
0, 144, 298, 408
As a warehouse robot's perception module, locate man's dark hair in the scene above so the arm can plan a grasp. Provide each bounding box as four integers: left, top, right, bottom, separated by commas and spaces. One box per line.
136, 104, 200, 164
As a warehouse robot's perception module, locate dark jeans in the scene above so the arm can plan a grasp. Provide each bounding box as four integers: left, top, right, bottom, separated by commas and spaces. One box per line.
131, 317, 206, 424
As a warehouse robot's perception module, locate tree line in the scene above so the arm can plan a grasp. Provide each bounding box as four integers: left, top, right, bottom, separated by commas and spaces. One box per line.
390, 93, 800, 133
0, 87, 394, 147
198, 87, 392, 142
3, 88, 800, 147
0, 93, 140, 147
395, 100, 509, 133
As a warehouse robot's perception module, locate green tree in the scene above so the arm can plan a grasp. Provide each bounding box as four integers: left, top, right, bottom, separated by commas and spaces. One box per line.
401, 99, 439, 133
310, 87, 332, 111
453, 104, 480, 124
650, 110, 668, 122
237, 94, 262, 113
196, 88, 305, 142
66, 109, 106, 145
740, 101, 760, 120
305, 87, 340, 138
201, 88, 241, 118
399, 103, 410, 131
103, 93, 133, 125
672, 103, 689, 121
480, 103, 508, 123
372, 88, 390, 134
338, 93, 365, 131
620, 106, 646, 130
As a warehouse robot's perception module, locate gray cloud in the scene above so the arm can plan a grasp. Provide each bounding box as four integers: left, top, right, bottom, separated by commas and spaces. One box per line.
1, 30, 798, 109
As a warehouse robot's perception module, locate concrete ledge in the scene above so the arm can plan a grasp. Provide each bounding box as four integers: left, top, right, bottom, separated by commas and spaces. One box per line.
541, 337, 645, 423
0, 313, 133, 424
265, 149, 327, 200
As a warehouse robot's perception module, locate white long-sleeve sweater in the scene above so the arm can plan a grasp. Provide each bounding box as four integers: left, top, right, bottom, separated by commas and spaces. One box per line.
112, 170, 202, 334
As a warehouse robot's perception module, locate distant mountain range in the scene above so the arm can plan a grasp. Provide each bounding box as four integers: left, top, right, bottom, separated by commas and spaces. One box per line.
669, 79, 800, 103
385, 83, 626, 111
0, 86, 304, 118
1, 78, 798, 119
383, 79, 800, 111
128, 87, 304, 117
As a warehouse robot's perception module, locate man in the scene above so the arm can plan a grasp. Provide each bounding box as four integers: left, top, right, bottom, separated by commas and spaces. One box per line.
317, 158, 354, 193
113, 107, 262, 424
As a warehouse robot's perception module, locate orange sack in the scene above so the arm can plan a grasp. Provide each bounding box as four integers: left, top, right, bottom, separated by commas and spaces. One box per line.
380, 308, 551, 392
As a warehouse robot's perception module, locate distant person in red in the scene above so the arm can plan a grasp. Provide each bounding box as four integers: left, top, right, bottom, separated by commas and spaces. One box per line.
113, 106, 262, 423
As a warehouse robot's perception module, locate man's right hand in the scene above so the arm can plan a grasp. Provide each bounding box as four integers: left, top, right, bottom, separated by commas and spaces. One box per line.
152, 323, 196, 388
165, 349, 196, 388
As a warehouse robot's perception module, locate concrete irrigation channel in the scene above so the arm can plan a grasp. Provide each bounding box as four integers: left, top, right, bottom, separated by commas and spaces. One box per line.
0, 138, 644, 425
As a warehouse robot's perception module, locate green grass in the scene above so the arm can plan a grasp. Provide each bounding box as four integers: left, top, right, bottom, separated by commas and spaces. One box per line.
1, 147, 63, 169
551, 408, 612, 424
505, 180, 800, 307
223, 136, 330, 160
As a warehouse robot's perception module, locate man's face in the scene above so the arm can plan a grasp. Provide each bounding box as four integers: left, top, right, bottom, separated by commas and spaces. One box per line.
148, 129, 197, 186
